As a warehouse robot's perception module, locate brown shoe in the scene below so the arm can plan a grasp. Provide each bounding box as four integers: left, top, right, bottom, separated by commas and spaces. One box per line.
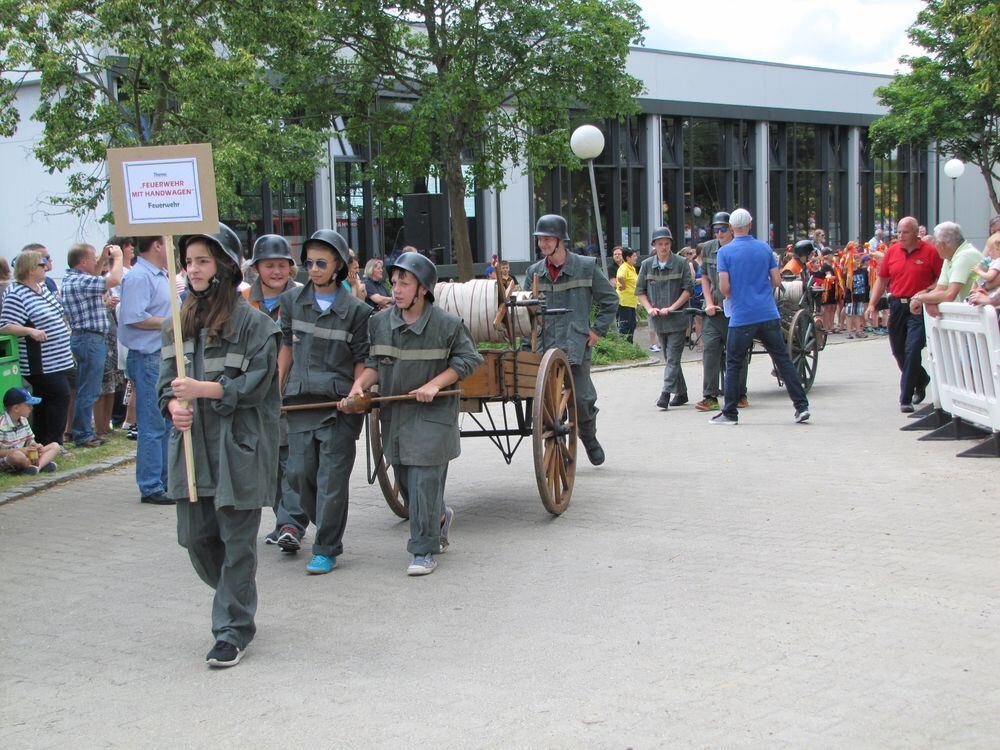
738, 397, 750, 409
75, 437, 104, 448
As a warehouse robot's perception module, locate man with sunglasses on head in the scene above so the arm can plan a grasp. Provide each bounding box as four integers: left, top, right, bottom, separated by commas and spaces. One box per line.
696, 212, 749, 411
278, 229, 370, 575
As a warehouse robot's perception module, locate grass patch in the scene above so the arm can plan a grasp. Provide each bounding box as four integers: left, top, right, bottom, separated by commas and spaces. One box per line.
592, 331, 649, 366
0, 432, 134, 494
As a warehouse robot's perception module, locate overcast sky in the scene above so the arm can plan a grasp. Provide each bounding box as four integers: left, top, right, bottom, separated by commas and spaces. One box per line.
636, 0, 926, 75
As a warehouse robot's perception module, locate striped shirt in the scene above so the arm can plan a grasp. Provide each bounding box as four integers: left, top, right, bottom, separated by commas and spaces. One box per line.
0, 411, 34, 451
61, 269, 110, 333
0, 282, 74, 375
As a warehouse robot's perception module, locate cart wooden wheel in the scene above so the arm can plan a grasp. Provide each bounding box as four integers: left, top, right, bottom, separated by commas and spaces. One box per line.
370, 407, 408, 519
788, 309, 819, 392
532, 348, 577, 515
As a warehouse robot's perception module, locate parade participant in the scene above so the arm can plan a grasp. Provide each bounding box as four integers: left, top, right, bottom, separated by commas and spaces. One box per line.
158, 224, 281, 668
698, 212, 748, 412
615, 248, 639, 342
781, 239, 814, 279
279, 229, 370, 575
524, 215, 618, 463
844, 248, 870, 338
636, 226, 693, 411
498, 260, 519, 291
344, 252, 483, 576
865, 216, 943, 412
241, 235, 309, 553
709, 209, 810, 425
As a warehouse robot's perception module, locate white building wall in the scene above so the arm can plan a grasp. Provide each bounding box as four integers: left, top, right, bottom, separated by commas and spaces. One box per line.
936, 156, 996, 250
0, 79, 106, 280
497, 158, 533, 262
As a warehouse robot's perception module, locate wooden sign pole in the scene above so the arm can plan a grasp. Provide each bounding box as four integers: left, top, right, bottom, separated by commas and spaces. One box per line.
164, 235, 199, 503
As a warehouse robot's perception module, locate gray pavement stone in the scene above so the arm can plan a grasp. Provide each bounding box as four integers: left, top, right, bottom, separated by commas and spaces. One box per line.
1, 336, 998, 748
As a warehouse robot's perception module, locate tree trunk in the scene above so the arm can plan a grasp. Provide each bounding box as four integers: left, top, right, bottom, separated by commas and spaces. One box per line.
979, 164, 1000, 214
444, 153, 474, 281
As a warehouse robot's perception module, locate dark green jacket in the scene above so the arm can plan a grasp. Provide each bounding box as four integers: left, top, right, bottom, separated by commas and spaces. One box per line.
157, 298, 281, 508
636, 253, 694, 333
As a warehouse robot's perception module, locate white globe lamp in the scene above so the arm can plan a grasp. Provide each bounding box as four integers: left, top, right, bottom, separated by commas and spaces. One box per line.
570, 125, 608, 274
944, 157, 965, 220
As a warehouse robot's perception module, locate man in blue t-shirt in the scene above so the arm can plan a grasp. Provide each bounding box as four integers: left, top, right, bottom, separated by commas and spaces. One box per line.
711, 209, 810, 425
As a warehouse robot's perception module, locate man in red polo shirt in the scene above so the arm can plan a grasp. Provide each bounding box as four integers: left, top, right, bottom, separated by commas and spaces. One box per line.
865, 216, 943, 413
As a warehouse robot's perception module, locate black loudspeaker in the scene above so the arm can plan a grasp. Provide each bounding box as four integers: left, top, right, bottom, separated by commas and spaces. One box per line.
403, 193, 451, 264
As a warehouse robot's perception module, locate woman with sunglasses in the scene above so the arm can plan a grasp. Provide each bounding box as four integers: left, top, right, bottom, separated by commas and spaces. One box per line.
278, 229, 370, 576
0, 250, 74, 447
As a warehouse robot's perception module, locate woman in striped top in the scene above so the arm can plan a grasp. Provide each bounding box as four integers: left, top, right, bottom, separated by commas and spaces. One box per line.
0, 250, 74, 446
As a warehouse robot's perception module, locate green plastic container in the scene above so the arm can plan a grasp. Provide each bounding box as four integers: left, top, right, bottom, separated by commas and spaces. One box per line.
0, 334, 24, 398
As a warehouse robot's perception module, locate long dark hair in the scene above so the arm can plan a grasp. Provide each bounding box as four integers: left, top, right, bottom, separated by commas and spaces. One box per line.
180, 248, 240, 341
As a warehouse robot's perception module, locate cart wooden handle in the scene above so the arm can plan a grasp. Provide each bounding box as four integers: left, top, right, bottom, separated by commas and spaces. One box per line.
282, 389, 462, 414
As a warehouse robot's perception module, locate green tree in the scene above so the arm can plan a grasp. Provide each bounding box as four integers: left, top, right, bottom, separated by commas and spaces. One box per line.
0, 0, 338, 221
869, 0, 1000, 214
327, 0, 646, 279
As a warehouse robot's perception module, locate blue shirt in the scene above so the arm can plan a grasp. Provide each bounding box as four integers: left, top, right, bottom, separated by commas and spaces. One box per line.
118, 256, 171, 353
61, 268, 109, 333
717, 235, 779, 326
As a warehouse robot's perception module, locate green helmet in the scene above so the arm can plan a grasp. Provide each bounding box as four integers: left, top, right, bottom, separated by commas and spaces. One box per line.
794, 239, 817, 259
533, 214, 569, 241
387, 252, 437, 303
251, 234, 294, 266
178, 222, 243, 285
650, 226, 673, 243
303, 229, 350, 283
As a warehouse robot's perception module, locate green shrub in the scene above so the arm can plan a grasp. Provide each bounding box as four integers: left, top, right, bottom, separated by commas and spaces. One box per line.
592, 331, 648, 366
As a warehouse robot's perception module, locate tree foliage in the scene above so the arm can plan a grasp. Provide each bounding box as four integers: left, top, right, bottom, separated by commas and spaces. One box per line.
326, 0, 646, 279
869, 0, 1000, 213
0, 0, 338, 221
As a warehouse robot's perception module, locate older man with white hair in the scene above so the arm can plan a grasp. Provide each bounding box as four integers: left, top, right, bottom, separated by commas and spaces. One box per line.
908, 222, 982, 319
709, 208, 810, 425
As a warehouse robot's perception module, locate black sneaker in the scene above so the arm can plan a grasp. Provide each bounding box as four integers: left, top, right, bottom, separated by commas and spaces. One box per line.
656, 393, 670, 410
276, 525, 302, 553
912, 381, 927, 405
40, 462, 57, 473
581, 437, 605, 466
900, 403, 915, 414
794, 409, 811, 423
127, 426, 138, 441
205, 640, 244, 668
669, 393, 689, 407
140, 492, 176, 505
264, 529, 280, 545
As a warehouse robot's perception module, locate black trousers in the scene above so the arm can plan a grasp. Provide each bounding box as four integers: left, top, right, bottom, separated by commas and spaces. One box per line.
887, 298, 930, 405
25, 369, 71, 445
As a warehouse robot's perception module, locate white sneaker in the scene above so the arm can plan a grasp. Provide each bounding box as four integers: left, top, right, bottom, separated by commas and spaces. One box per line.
407, 554, 437, 576
649, 344, 661, 352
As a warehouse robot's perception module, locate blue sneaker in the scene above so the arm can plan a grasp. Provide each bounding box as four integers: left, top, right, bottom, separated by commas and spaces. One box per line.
407, 554, 437, 576
305, 554, 336, 575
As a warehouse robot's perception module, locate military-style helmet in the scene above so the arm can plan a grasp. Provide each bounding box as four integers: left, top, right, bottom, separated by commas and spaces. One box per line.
302, 229, 350, 283
651, 226, 673, 243
793, 239, 817, 259
533, 214, 569, 241
251, 234, 293, 266
711, 211, 731, 227
387, 251, 437, 303
178, 223, 243, 284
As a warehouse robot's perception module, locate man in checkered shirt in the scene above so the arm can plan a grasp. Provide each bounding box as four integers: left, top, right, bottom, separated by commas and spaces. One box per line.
61, 242, 123, 447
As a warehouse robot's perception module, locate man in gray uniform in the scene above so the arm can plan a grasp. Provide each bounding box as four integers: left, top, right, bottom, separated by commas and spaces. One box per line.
524, 215, 618, 465
697, 212, 748, 411
278, 229, 370, 576
636, 226, 693, 410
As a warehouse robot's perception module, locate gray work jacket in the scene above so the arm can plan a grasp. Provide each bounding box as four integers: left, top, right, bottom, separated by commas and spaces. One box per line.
699, 239, 726, 307
636, 253, 694, 333
365, 304, 483, 466
157, 298, 281, 508
523, 252, 619, 364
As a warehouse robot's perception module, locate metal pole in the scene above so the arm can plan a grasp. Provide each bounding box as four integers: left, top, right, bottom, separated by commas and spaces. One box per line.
587, 160, 608, 276
951, 177, 957, 221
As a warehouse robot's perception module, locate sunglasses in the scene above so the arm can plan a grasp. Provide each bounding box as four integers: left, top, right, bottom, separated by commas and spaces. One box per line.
37, 262, 48, 267
712, 226, 729, 233
304, 259, 330, 269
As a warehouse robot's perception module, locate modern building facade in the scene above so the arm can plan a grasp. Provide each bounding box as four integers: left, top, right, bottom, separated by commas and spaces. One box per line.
2, 47, 996, 277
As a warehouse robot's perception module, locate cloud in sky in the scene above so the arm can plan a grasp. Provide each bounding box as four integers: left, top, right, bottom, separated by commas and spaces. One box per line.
635, 0, 926, 75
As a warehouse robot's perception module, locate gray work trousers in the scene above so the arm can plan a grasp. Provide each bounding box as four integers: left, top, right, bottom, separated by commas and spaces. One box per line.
286, 420, 357, 558
570, 356, 599, 441
701, 311, 748, 399
396, 463, 448, 556
177, 500, 261, 650
271, 445, 308, 534
656, 330, 688, 397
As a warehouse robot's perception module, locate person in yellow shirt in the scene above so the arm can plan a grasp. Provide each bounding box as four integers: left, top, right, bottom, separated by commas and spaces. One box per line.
615, 248, 639, 342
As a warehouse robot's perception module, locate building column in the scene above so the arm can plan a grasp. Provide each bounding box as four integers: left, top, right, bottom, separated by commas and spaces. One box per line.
754, 121, 769, 242
645, 114, 662, 246
847, 127, 860, 242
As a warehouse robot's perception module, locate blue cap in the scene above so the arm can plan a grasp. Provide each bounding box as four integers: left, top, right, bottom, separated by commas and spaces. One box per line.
4, 387, 41, 408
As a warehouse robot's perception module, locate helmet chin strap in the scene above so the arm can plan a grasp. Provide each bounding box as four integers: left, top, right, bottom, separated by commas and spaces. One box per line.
187, 274, 222, 299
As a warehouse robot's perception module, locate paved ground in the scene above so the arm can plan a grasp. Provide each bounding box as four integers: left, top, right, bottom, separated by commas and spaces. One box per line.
2, 336, 998, 749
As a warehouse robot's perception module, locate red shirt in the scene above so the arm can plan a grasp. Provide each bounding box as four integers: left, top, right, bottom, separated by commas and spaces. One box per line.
877, 240, 942, 297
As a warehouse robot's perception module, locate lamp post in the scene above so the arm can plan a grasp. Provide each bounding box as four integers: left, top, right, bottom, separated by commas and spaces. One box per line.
943, 157, 965, 221
570, 124, 608, 275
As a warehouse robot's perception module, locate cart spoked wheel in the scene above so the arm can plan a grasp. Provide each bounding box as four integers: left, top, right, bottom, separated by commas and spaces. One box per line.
788, 309, 819, 392
532, 348, 577, 515
370, 407, 408, 519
